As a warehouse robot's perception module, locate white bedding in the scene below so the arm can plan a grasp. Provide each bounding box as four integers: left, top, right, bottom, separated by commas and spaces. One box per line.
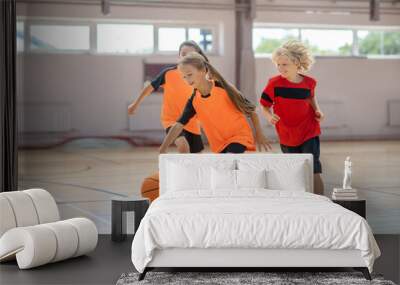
131, 190, 380, 273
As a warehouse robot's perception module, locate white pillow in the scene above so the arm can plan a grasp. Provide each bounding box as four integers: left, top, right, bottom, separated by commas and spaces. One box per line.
238, 159, 309, 191
236, 169, 267, 189
167, 160, 236, 192
211, 168, 236, 190
267, 161, 308, 191
167, 162, 209, 191
211, 169, 267, 190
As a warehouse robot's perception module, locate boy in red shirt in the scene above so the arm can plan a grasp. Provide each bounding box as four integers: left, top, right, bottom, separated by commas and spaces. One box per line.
260, 40, 325, 195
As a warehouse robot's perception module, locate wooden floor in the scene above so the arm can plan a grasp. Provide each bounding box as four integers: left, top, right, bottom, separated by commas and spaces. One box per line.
18, 140, 400, 234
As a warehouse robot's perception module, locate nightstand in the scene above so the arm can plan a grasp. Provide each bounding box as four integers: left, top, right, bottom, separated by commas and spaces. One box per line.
111, 197, 150, 242
332, 199, 366, 219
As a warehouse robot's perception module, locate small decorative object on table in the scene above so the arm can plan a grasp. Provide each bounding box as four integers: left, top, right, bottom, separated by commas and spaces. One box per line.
332, 156, 359, 200
112, 197, 149, 242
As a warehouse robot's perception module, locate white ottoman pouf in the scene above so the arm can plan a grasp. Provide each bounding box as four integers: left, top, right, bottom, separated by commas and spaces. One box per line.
0, 189, 98, 269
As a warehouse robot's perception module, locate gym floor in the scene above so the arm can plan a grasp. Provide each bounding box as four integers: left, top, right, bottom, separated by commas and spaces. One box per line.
17, 140, 400, 234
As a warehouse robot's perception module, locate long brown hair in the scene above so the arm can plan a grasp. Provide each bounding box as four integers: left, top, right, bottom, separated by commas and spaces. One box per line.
179, 40, 209, 63
178, 52, 255, 115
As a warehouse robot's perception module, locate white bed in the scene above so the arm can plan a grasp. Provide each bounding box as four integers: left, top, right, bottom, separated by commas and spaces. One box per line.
131, 154, 380, 281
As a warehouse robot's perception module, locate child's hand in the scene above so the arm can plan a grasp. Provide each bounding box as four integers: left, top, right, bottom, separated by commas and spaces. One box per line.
315, 110, 324, 122
159, 146, 167, 154
255, 132, 273, 152
128, 102, 139, 115
268, 114, 280, 125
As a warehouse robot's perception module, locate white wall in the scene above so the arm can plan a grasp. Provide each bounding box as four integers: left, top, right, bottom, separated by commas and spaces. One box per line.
16, 2, 236, 144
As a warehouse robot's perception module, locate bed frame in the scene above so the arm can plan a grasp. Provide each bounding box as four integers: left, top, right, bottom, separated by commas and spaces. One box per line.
138, 154, 372, 281
139, 248, 371, 280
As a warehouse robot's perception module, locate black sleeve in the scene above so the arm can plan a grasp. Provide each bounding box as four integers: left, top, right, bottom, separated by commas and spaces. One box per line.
150, 66, 176, 91
177, 91, 197, 125
261, 91, 273, 103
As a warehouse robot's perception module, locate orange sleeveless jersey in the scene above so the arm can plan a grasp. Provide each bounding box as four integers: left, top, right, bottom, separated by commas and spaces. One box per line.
151, 66, 201, 135
181, 81, 255, 153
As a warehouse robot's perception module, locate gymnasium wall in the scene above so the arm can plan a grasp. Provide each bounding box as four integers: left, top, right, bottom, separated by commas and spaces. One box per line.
16, 2, 400, 146
16, 2, 235, 145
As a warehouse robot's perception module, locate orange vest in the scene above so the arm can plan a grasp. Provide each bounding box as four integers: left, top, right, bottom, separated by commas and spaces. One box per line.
192, 82, 255, 153
161, 69, 200, 134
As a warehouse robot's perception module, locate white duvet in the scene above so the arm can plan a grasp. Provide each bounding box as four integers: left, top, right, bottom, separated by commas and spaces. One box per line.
131, 190, 380, 273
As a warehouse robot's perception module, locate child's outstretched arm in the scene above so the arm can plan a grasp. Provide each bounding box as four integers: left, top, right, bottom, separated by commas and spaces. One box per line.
249, 111, 272, 152
159, 123, 184, 153
261, 106, 280, 125
128, 84, 154, 115
309, 96, 324, 122
160, 94, 196, 153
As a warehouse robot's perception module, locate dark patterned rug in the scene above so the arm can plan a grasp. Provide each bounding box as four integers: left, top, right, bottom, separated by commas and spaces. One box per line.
116, 271, 396, 285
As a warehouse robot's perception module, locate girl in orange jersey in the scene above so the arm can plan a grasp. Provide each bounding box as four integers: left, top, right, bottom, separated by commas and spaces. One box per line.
160, 52, 272, 154
128, 41, 207, 153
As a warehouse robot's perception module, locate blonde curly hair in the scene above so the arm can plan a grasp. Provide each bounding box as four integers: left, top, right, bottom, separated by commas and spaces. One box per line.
272, 40, 315, 73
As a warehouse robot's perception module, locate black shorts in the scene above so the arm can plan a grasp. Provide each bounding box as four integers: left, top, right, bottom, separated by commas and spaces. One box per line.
220, 143, 246, 154
280, 136, 322, 174
165, 127, 204, 153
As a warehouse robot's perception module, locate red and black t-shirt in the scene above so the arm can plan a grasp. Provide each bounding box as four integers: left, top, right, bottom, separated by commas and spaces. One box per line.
260, 75, 321, 147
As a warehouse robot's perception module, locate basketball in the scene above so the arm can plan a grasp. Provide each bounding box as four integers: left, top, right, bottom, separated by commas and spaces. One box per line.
140, 172, 159, 202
